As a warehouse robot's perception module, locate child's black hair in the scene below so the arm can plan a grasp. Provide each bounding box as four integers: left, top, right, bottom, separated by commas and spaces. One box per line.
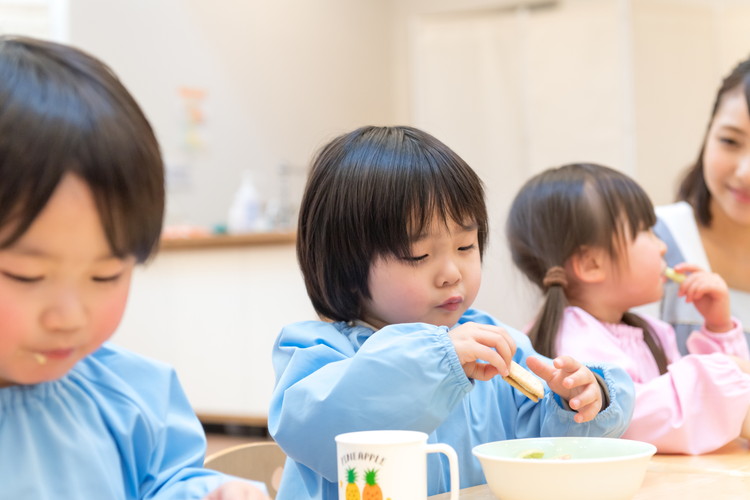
0, 36, 164, 262
297, 125, 488, 322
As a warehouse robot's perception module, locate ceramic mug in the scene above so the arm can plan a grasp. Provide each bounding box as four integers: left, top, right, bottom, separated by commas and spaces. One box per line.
335, 430, 459, 500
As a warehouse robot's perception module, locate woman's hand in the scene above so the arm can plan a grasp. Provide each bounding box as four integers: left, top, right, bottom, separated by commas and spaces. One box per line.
527, 356, 603, 423
449, 322, 516, 381
201, 481, 271, 500
673, 263, 733, 332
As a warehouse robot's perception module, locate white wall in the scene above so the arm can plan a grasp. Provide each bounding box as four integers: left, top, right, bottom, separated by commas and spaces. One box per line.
66, 0, 396, 228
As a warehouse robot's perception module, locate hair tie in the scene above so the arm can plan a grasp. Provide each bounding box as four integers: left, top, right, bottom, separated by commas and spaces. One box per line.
542, 266, 568, 289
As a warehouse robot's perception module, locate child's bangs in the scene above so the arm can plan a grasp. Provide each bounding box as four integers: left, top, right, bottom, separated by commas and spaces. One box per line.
397, 154, 486, 257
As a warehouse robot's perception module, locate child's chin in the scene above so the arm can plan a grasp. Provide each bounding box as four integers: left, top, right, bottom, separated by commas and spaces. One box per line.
432, 310, 464, 328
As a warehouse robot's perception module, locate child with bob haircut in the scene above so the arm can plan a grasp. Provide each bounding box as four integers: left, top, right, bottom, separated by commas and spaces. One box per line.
269, 126, 635, 499
0, 36, 268, 499
506, 162, 750, 455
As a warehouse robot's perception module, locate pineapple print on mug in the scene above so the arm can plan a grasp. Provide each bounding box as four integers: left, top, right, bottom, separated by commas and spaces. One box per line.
335, 430, 459, 500
363, 469, 383, 500
339, 460, 387, 500
345, 468, 362, 500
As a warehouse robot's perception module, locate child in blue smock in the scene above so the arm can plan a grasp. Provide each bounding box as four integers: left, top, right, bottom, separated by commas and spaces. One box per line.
0, 36, 268, 500
268, 126, 636, 500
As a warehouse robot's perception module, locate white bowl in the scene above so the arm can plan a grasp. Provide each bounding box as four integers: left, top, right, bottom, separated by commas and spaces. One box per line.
473, 437, 656, 500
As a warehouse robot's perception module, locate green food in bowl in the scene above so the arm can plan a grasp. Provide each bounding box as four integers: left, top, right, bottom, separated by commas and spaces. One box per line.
473, 437, 656, 500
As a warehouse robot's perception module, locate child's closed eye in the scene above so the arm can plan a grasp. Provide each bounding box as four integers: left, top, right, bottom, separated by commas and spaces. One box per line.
402, 254, 428, 263
458, 244, 476, 251
2, 271, 43, 283
91, 273, 124, 283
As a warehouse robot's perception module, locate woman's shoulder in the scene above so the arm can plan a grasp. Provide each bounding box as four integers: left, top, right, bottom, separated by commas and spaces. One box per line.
654, 201, 709, 269
655, 200, 694, 221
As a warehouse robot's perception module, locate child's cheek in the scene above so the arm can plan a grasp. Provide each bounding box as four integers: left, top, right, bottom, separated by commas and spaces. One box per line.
91, 286, 131, 343
0, 297, 27, 356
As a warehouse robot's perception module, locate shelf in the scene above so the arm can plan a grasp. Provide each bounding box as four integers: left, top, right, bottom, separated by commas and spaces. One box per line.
159, 231, 296, 251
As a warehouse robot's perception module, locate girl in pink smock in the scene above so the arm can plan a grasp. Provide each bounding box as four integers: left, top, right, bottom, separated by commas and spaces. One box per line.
506, 162, 750, 454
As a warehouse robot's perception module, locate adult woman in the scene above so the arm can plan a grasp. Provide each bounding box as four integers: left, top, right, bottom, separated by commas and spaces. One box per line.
654, 56, 750, 353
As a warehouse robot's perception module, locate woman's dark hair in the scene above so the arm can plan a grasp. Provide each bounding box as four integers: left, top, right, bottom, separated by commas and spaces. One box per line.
678, 56, 750, 226
0, 35, 164, 262
297, 125, 488, 322
507, 163, 668, 374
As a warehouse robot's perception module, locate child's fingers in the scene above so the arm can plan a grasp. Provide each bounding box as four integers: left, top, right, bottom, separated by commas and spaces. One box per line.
525, 355, 554, 381
570, 387, 603, 423
673, 262, 704, 275
567, 378, 600, 410
464, 361, 501, 381
450, 335, 511, 377
450, 323, 516, 376
553, 354, 580, 369
573, 398, 601, 423
474, 329, 515, 365
474, 344, 511, 377
681, 277, 723, 303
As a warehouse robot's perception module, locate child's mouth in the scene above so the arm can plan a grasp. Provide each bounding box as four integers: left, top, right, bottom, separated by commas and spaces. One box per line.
438, 296, 463, 311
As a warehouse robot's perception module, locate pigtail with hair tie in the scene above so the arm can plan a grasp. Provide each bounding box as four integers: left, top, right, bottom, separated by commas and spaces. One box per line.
542, 266, 568, 289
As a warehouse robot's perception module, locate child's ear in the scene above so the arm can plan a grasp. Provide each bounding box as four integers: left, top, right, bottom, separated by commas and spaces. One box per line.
569, 246, 607, 283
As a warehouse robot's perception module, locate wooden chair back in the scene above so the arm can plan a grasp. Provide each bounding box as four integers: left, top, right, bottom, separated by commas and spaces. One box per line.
204, 441, 286, 498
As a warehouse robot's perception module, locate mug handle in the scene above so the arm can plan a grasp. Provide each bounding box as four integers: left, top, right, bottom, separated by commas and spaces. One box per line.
426, 443, 459, 500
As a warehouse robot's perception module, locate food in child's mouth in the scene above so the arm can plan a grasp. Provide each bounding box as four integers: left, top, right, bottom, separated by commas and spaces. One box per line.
664, 267, 686, 284
503, 361, 545, 403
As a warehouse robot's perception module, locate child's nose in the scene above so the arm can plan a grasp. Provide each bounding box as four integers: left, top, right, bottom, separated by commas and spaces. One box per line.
42, 289, 87, 332
658, 237, 667, 256
438, 258, 461, 287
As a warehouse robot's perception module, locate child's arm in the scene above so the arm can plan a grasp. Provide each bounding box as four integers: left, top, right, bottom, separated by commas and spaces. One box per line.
556, 312, 750, 453
625, 354, 750, 453
670, 263, 750, 359
90, 345, 269, 499
142, 368, 271, 499
526, 356, 603, 423
269, 321, 474, 483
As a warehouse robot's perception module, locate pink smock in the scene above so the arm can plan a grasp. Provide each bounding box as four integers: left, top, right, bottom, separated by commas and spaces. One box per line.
555, 306, 750, 454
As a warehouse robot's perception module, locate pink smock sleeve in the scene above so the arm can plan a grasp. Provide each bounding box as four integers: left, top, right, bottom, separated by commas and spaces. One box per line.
555, 307, 750, 454
686, 318, 750, 359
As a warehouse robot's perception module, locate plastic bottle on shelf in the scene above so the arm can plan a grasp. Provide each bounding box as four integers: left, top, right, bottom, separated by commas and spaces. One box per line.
227, 170, 266, 233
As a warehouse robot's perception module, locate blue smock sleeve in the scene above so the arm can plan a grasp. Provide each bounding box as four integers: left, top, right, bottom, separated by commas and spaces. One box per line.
269, 321, 472, 482
86, 345, 266, 499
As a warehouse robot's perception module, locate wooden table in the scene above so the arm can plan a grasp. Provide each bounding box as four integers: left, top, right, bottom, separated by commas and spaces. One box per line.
429, 439, 750, 499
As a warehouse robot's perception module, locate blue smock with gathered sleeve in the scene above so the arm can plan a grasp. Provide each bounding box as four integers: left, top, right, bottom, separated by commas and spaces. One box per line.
269, 308, 635, 500
0, 342, 264, 499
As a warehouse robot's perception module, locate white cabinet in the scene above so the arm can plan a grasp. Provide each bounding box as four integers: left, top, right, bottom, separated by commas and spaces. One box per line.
113, 234, 316, 425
